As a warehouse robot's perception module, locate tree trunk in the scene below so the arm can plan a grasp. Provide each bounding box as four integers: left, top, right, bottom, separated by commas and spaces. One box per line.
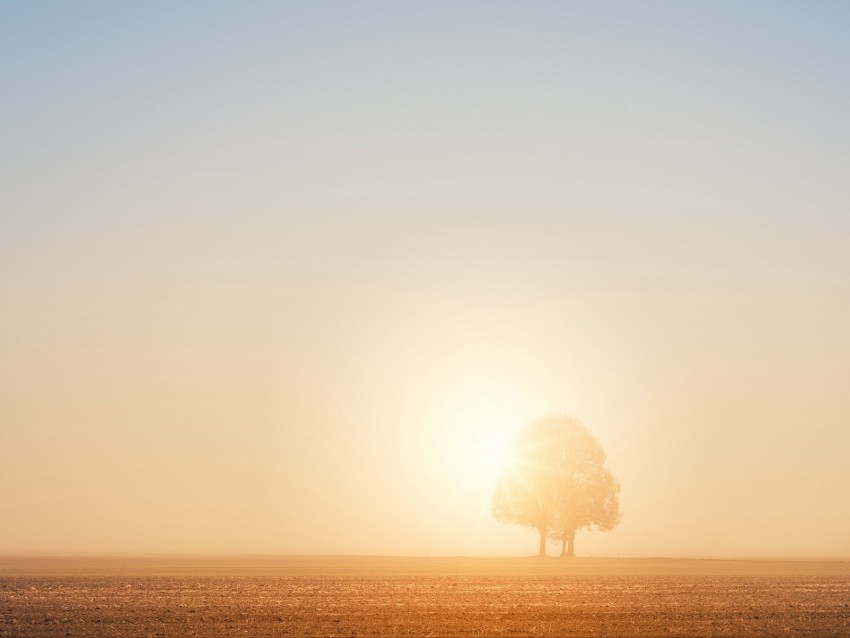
560, 538, 567, 556
538, 528, 547, 557
566, 529, 576, 557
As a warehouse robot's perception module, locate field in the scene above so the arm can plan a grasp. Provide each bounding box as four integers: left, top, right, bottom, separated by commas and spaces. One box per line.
2, 556, 849, 637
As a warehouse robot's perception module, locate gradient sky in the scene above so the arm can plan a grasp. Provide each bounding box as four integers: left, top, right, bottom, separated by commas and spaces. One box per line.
2, 1, 849, 557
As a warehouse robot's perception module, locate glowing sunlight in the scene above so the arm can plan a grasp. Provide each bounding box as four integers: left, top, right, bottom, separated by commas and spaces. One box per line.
426, 381, 528, 499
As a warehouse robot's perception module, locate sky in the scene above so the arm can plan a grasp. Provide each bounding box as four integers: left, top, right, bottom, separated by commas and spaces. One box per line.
2, 1, 849, 558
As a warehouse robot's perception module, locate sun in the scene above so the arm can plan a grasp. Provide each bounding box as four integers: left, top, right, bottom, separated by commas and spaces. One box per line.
433, 396, 523, 495
458, 426, 515, 489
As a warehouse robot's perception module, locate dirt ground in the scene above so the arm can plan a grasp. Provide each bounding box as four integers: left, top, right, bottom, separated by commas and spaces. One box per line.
2, 557, 848, 637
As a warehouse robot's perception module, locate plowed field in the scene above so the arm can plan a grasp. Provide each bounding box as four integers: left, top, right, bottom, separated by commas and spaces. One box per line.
2, 557, 848, 637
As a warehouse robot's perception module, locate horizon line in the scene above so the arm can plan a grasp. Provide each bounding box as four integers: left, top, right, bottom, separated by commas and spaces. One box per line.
2, 552, 848, 562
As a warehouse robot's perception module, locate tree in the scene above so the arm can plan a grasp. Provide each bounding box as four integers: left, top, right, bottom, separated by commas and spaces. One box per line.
492, 416, 621, 557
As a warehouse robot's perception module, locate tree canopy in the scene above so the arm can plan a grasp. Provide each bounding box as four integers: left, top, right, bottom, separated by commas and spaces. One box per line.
492, 416, 621, 557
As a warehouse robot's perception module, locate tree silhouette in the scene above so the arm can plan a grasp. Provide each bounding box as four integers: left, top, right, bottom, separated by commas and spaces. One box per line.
492, 416, 621, 557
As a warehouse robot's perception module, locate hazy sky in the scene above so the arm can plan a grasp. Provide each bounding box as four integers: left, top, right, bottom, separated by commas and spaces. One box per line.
2, 2, 849, 558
